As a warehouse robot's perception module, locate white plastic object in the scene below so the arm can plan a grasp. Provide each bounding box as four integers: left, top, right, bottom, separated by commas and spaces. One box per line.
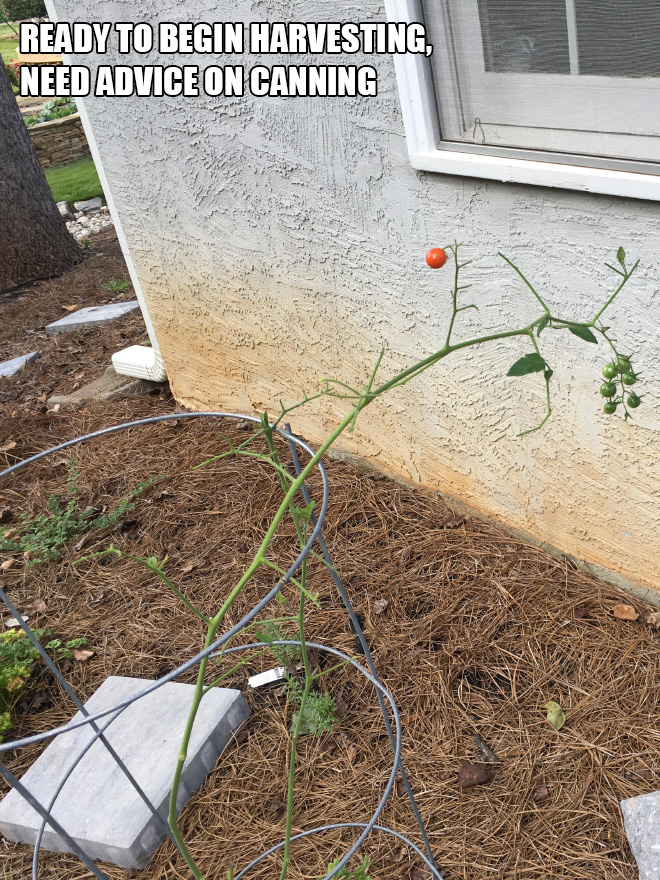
111, 346, 167, 382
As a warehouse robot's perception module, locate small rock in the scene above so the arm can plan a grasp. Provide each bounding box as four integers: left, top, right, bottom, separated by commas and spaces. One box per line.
57, 201, 75, 221
74, 211, 83, 219
78, 216, 90, 227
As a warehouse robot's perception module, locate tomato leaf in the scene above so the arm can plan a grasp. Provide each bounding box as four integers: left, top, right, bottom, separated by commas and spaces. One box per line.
544, 700, 565, 731
537, 315, 549, 337
507, 353, 546, 377
569, 326, 598, 344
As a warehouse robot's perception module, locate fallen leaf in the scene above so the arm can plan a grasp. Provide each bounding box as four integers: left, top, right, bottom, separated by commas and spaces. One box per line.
611, 603, 639, 621
1, 559, 16, 571
74, 534, 92, 552
334, 693, 349, 719
0, 441, 16, 453
62, 304, 77, 311
457, 761, 492, 788
533, 784, 549, 802
23, 599, 46, 615
410, 866, 433, 880
74, 370, 84, 380
0, 508, 12, 524
181, 561, 199, 574
544, 700, 566, 731
400, 546, 412, 566
474, 734, 498, 764
267, 798, 287, 820
372, 598, 389, 615
36, 393, 48, 403
440, 510, 467, 528
72, 649, 95, 662
49, 404, 61, 414
383, 846, 407, 865
646, 611, 660, 629
574, 606, 590, 620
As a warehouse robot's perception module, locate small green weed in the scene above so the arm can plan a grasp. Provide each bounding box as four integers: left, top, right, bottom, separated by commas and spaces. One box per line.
318, 856, 370, 880
0, 461, 161, 566
105, 278, 130, 292
0, 629, 87, 741
254, 621, 338, 736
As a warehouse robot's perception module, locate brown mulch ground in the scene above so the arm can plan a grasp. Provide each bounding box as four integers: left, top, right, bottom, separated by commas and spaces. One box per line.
0, 230, 149, 407
1, 237, 659, 880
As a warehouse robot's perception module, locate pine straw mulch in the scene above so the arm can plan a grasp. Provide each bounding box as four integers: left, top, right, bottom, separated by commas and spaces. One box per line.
1, 402, 659, 880
0, 230, 149, 408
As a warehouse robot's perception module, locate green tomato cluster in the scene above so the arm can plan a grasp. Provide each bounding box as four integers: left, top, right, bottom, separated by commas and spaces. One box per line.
600, 356, 641, 414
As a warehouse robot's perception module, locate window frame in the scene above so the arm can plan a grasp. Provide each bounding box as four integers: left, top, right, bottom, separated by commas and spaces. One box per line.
385, 0, 660, 201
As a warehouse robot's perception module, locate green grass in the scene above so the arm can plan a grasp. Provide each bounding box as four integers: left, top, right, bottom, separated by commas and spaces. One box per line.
44, 154, 104, 205
0, 23, 20, 65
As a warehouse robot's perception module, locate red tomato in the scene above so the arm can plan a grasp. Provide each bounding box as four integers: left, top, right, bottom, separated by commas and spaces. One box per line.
426, 248, 447, 269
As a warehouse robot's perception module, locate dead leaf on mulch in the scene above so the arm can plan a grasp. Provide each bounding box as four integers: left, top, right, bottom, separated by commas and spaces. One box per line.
267, 798, 287, 820
646, 611, 660, 629
399, 546, 412, 566
181, 561, 202, 574
533, 784, 549, 802
1, 559, 16, 571
458, 761, 493, 788
611, 604, 639, 621
410, 865, 433, 879
23, 599, 46, 616
574, 605, 590, 620
0, 441, 16, 453
72, 649, 95, 662
372, 598, 389, 615
440, 510, 467, 529
62, 305, 77, 312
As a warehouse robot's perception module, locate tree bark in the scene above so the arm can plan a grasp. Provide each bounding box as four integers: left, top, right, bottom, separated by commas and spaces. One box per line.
0, 61, 83, 292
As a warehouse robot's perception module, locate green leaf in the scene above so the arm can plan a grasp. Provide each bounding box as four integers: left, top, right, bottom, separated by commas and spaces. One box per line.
569, 325, 598, 344
507, 353, 546, 377
544, 700, 565, 732
537, 315, 549, 337
617, 246, 626, 266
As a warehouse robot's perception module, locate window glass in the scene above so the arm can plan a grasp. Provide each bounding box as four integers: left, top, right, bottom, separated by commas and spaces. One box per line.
477, 0, 570, 74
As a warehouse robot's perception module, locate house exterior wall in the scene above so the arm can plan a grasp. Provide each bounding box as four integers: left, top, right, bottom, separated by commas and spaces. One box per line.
49, 0, 660, 596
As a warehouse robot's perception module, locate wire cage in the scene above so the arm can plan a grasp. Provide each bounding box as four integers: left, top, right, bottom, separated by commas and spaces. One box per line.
0, 413, 443, 880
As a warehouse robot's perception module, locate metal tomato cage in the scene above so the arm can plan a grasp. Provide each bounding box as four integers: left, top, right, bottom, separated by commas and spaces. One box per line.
0, 413, 443, 880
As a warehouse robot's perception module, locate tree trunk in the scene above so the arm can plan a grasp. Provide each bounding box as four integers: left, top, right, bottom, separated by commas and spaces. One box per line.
0, 61, 83, 292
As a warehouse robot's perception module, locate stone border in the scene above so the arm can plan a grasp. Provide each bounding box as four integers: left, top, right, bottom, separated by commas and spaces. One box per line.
27, 112, 90, 169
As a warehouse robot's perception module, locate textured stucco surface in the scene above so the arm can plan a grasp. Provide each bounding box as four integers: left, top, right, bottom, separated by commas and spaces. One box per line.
50, 0, 660, 595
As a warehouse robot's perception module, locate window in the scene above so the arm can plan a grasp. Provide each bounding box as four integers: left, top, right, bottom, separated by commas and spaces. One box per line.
385, 0, 660, 200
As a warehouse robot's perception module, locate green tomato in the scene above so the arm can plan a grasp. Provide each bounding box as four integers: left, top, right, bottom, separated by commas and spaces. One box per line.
602, 363, 618, 380
622, 372, 637, 386
616, 356, 632, 374
603, 401, 618, 415
627, 393, 641, 409
600, 382, 617, 398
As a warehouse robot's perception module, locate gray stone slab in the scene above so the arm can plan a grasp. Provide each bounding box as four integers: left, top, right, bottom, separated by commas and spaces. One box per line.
74, 197, 103, 212
0, 676, 250, 869
0, 351, 40, 378
45, 302, 139, 335
621, 791, 660, 880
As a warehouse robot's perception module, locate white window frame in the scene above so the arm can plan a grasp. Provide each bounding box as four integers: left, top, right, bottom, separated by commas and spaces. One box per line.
384, 0, 660, 201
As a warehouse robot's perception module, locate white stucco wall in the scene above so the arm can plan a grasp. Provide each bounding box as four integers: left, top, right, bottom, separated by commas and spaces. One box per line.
49, 0, 660, 595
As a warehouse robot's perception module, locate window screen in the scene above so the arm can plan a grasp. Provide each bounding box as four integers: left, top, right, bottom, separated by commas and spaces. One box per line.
425, 0, 660, 168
